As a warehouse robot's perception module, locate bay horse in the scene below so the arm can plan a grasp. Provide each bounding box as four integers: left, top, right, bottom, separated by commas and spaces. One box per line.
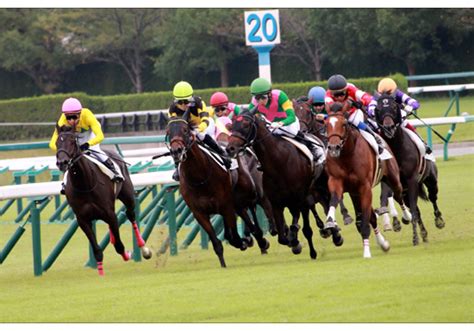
226, 110, 343, 260
55, 125, 151, 276
166, 112, 250, 268
375, 93, 445, 245
324, 103, 410, 258
215, 116, 278, 246
293, 97, 354, 227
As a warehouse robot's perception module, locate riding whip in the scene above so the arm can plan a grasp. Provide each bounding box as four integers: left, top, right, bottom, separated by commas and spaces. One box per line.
409, 112, 448, 143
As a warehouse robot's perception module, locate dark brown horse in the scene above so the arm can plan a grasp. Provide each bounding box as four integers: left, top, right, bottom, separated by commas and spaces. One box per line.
293, 97, 354, 227
55, 125, 151, 276
166, 114, 250, 268
375, 93, 445, 245
324, 104, 410, 258
226, 110, 342, 260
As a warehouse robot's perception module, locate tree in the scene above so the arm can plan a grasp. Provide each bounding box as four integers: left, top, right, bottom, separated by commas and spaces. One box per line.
59, 9, 164, 93
153, 9, 250, 88
0, 9, 81, 94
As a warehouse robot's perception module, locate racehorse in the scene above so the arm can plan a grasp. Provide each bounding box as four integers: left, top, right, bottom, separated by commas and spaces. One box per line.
166, 112, 248, 268
375, 93, 445, 245
293, 97, 354, 227
324, 103, 410, 258
215, 117, 278, 245
55, 125, 151, 276
226, 110, 343, 260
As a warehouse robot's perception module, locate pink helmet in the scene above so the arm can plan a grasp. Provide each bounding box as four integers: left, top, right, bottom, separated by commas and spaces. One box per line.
210, 92, 229, 107
62, 97, 83, 113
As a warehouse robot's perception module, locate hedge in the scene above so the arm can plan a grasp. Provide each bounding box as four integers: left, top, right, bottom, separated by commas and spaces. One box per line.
0, 73, 406, 141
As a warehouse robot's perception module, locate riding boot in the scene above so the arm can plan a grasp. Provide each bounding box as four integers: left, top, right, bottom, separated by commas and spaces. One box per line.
104, 159, 123, 182
60, 182, 66, 195
365, 126, 384, 154
202, 134, 232, 169
295, 131, 323, 164
409, 127, 432, 154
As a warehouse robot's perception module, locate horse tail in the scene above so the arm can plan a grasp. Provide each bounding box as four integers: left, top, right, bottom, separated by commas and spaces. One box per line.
418, 182, 429, 201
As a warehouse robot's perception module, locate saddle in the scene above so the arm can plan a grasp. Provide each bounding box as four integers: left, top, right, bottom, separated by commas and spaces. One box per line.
402, 127, 435, 182
83, 154, 124, 181
359, 130, 392, 161
281, 134, 325, 181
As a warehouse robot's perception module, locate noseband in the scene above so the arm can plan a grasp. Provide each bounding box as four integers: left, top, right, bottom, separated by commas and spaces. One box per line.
326, 113, 349, 149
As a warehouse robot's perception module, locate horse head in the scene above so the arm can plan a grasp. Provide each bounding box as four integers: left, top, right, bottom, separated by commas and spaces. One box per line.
375, 93, 402, 139
326, 103, 350, 158
166, 110, 195, 164
55, 124, 81, 172
226, 110, 258, 157
293, 96, 314, 133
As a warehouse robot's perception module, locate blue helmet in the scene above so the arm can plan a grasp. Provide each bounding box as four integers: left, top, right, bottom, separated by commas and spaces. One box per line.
308, 86, 326, 103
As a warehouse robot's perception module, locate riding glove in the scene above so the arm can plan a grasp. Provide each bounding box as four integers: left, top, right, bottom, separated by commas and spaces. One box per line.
269, 121, 283, 130
404, 105, 413, 114
80, 143, 90, 151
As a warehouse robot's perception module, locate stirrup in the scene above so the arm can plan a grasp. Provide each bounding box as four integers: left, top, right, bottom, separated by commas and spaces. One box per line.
425, 145, 432, 154
112, 176, 123, 183
172, 169, 180, 181
60, 183, 66, 195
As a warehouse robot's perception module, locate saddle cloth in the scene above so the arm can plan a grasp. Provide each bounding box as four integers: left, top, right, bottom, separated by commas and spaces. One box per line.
197, 144, 237, 171
359, 130, 392, 161
402, 127, 436, 163
84, 154, 124, 181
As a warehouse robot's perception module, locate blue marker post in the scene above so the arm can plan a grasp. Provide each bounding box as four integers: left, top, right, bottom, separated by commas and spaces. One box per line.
254, 45, 275, 83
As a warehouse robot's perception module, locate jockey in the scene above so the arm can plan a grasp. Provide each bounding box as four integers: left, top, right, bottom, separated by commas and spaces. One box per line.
168, 81, 231, 181
325, 74, 384, 154
236, 77, 324, 165
368, 77, 432, 154
49, 97, 123, 193
209, 91, 243, 118
307, 86, 327, 115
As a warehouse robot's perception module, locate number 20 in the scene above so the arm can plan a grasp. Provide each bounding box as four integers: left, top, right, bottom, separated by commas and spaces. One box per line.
247, 13, 278, 43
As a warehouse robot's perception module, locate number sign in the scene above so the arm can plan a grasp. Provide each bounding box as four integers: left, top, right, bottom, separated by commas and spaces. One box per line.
244, 10, 280, 46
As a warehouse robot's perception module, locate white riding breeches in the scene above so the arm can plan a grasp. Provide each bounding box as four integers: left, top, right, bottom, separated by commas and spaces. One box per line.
348, 109, 365, 128
77, 130, 108, 163
272, 117, 301, 137
195, 117, 216, 141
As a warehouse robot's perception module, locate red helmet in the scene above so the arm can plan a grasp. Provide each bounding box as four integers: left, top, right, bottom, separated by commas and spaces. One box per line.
210, 92, 229, 107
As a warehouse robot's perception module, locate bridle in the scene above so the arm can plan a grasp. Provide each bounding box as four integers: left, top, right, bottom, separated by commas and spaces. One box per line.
326, 113, 350, 150
166, 118, 196, 163
56, 131, 98, 193
230, 112, 259, 151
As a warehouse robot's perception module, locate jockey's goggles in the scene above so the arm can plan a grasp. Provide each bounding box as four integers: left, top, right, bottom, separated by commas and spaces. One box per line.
65, 114, 80, 120
312, 102, 325, 108
214, 106, 227, 112
331, 90, 347, 98
176, 99, 190, 105
255, 93, 269, 101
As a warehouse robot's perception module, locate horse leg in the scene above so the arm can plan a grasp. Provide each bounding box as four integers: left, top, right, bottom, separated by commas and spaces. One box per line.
406, 179, 420, 246
248, 206, 270, 254
301, 207, 317, 259
357, 185, 373, 258
221, 208, 247, 251
388, 195, 402, 232
194, 211, 226, 267
118, 183, 152, 259
416, 205, 428, 243
77, 218, 104, 276
258, 196, 278, 236
370, 207, 390, 252
325, 179, 344, 247
377, 182, 393, 231
288, 208, 302, 255
311, 204, 330, 239
107, 213, 131, 261
272, 205, 290, 246
339, 197, 354, 226
424, 169, 445, 229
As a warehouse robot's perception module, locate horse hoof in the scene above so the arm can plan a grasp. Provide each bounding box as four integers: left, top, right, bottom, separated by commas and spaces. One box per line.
244, 236, 254, 248
392, 218, 402, 232
333, 234, 344, 247
319, 229, 331, 239
310, 250, 317, 260
435, 217, 445, 229
269, 229, 278, 236
381, 241, 390, 252
259, 238, 270, 251
141, 246, 152, 260
122, 251, 132, 261
343, 216, 354, 226
278, 237, 289, 246
383, 224, 393, 232
402, 217, 410, 225
413, 239, 419, 246
240, 241, 248, 251
291, 243, 302, 255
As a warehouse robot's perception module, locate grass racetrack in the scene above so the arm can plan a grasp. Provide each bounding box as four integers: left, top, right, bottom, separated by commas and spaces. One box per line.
0, 155, 473, 322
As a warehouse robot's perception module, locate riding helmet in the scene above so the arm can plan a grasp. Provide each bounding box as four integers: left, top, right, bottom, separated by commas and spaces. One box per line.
173, 81, 194, 100
62, 97, 83, 113
327, 74, 348, 92
308, 86, 326, 103
210, 92, 229, 106
250, 78, 272, 95
377, 78, 398, 95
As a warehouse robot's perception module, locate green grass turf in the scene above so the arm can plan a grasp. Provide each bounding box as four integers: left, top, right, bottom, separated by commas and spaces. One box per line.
0, 155, 473, 322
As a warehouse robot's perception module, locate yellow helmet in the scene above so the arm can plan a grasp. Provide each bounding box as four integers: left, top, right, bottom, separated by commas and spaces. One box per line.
377, 78, 397, 94
173, 81, 194, 100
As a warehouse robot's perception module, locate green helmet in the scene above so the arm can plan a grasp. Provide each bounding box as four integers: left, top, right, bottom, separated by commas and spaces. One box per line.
173, 81, 194, 100
250, 78, 271, 95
